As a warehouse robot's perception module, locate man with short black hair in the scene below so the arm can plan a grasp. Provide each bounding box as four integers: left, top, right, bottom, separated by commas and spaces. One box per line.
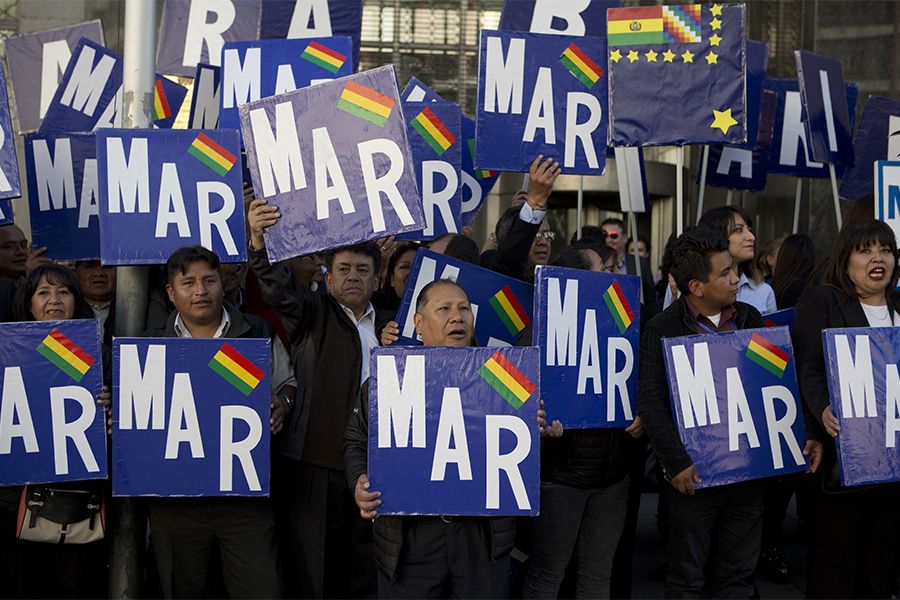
75, 260, 116, 340
601, 217, 654, 301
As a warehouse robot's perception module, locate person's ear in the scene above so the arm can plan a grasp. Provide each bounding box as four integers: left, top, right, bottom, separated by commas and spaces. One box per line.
413, 312, 423, 337
688, 278, 704, 298
325, 271, 333, 290
165, 283, 175, 305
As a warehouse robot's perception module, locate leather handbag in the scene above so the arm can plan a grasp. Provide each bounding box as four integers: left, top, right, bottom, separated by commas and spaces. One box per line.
16, 485, 105, 544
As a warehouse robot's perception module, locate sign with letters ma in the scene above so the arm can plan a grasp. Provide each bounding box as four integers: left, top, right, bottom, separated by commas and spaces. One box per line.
663, 326, 808, 488
369, 345, 539, 516
239, 65, 425, 261
97, 129, 246, 265
112, 337, 271, 496
534, 266, 639, 429
476, 30, 608, 175
0, 320, 106, 486
188, 64, 221, 129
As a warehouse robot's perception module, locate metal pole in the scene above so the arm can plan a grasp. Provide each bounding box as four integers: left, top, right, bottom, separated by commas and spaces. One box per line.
726, 190, 733, 206
792, 178, 803, 234
110, 1, 156, 597
576, 176, 584, 240
628, 210, 643, 304
696, 145, 709, 223
828, 162, 843, 231
676, 147, 684, 236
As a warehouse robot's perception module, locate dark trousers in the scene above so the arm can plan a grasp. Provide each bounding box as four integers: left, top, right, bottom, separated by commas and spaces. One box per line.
611, 438, 648, 598
273, 458, 375, 598
147, 497, 280, 599
664, 480, 764, 599
761, 474, 798, 551
523, 477, 629, 599
806, 481, 900, 598
379, 518, 492, 599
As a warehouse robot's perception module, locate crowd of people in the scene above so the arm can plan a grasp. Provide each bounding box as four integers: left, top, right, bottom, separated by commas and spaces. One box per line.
0, 154, 897, 600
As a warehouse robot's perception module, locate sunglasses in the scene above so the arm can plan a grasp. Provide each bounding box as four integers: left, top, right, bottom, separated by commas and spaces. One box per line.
605, 231, 620, 240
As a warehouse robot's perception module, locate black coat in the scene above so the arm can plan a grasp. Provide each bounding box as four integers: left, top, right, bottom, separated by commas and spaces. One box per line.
479, 211, 541, 281
625, 254, 657, 304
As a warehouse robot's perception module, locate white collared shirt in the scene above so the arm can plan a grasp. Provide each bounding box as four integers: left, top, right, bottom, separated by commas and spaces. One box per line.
519, 202, 547, 225
174, 307, 231, 339
341, 302, 378, 385
91, 302, 111, 340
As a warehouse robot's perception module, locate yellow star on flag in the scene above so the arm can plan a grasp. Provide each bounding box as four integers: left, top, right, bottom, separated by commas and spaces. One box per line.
681, 50, 694, 63
711, 17, 722, 30
662, 49, 676, 63
645, 49, 658, 62
710, 109, 737, 134
710, 33, 722, 47
706, 52, 719, 65
610, 49, 622, 63
627, 50, 639, 63
710, 3, 723, 16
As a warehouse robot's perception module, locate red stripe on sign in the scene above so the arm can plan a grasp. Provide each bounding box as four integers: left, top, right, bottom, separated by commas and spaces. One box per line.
421, 107, 454, 142
155, 80, 171, 116
49, 329, 95, 366
219, 343, 266, 380
566, 43, 603, 75
608, 6, 662, 21
196, 132, 238, 163
490, 351, 537, 395
307, 40, 346, 61
750, 333, 789, 362
611, 280, 635, 321
502, 286, 530, 324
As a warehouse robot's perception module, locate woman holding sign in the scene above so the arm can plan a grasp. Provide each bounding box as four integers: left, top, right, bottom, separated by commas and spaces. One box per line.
794, 219, 900, 598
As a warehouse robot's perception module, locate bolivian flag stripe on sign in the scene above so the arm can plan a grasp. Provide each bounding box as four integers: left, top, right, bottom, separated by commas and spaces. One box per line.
607, 6, 665, 46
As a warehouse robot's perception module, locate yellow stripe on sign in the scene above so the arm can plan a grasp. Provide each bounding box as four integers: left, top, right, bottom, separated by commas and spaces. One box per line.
484, 359, 530, 401
607, 290, 632, 325
495, 292, 526, 331
340, 89, 393, 118
42, 336, 90, 373
212, 351, 260, 389
607, 18, 663, 35
562, 49, 600, 81
191, 139, 233, 171
748, 342, 788, 370
306, 46, 342, 66
415, 114, 452, 149
154, 95, 165, 117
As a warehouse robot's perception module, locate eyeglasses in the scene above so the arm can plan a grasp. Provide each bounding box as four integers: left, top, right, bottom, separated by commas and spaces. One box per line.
535, 231, 556, 241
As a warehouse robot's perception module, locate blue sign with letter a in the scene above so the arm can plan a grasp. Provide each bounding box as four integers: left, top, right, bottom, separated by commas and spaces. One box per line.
369, 345, 540, 516
0, 320, 106, 486
259, 0, 364, 71
112, 337, 271, 496
663, 327, 808, 488
534, 266, 640, 429
97, 129, 246, 265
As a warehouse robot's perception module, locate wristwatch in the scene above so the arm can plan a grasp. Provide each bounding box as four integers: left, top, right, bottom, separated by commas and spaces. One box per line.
280, 395, 295, 411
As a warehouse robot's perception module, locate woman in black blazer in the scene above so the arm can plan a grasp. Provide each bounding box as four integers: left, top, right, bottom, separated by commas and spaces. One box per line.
794, 220, 900, 598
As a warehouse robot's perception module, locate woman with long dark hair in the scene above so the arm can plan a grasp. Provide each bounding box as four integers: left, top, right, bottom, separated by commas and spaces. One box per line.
770, 234, 816, 309
794, 220, 900, 597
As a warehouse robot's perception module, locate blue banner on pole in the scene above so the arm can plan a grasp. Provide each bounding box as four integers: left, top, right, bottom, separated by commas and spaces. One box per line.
0, 320, 106, 486
3, 20, 105, 134
840, 96, 900, 201
533, 266, 640, 429
823, 327, 900, 486
499, 0, 620, 36
156, 0, 262, 77
259, 0, 363, 72
112, 337, 271, 496
662, 326, 808, 488
0, 63, 21, 201
153, 76, 189, 130
188, 64, 221, 129
475, 30, 608, 175
369, 345, 540, 516
394, 249, 535, 348
795, 50, 854, 166
25, 133, 99, 261
607, 3, 747, 147
220, 37, 354, 135
97, 129, 247, 265
239, 65, 425, 261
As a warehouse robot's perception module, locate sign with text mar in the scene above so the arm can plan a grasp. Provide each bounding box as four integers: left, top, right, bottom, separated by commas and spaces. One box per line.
239, 65, 425, 261
369, 345, 540, 516
0, 320, 106, 486
112, 337, 271, 496
663, 327, 808, 488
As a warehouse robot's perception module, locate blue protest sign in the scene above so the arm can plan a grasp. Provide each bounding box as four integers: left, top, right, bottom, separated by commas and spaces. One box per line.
156, 0, 262, 77
499, 0, 620, 36
112, 337, 271, 496
152, 76, 189, 129
369, 345, 540, 516
259, 0, 363, 71
3, 20, 105, 134
395, 101, 461, 240
25, 133, 99, 261
220, 37, 354, 135
876, 161, 900, 245
188, 64, 221, 129
840, 96, 900, 201
533, 266, 640, 429
395, 249, 535, 348
0, 320, 106, 486
0, 200, 11, 225
475, 30, 608, 175
823, 328, 900, 485
239, 65, 425, 261
97, 129, 246, 265
607, 4, 746, 147
0, 65, 20, 202
763, 308, 795, 332
662, 326, 808, 488
796, 50, 854, 165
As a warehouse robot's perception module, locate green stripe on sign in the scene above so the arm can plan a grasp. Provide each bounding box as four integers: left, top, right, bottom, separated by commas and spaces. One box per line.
208, 359, 254, 395
336, 98, 388, 127
37, 343, 84, 382
603, 293, 627, 334
187, 145, 229, 176
478, 365, 524, 409
608, 31, 666, 46
301, 52, 341, 73
411, 118, 446, 155
489, 295, 519, 336
559, 54, 596, 89
746, 350, 784, 377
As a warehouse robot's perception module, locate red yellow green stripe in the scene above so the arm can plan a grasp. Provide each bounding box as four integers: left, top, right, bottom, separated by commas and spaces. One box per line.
603, 281, 635, 334
411, 107, 456, 155
36, 328, 95, 382
300, 41, 347, 74
188, 132, 237, 177
336, 80, 395, 127
489, 285, 531, 336
559, 43, 603, 89
467, 139, 496, 178
746, 333, 789, 377
478, 350, 537, 410
208, 343, 265, 396
153, 79, 172, 121
607, 6, 665, 46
